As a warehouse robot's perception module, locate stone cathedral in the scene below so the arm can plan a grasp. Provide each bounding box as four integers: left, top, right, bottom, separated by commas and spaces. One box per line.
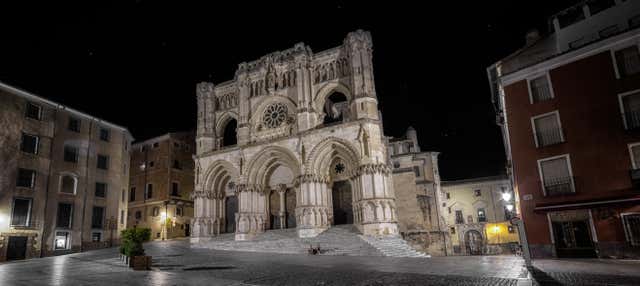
191, 30, 449, 255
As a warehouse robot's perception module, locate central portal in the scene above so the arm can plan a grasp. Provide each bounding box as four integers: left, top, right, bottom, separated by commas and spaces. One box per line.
332, 180, 353, 225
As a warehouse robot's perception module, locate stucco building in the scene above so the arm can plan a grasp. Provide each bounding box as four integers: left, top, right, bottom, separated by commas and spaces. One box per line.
488, 1, 640, 258
128, 132, 195, 240
0, 82, 132, 261
442, 175, 519, 255
190, 30, 447, 255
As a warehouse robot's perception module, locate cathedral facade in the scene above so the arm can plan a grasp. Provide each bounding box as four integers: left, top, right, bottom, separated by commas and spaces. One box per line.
191, 31, 447, 253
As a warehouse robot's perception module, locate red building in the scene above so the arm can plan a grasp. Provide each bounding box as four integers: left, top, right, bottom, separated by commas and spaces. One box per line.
488, 0, 640, 259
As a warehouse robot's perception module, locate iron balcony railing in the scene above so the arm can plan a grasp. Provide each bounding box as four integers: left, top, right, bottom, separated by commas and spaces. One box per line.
535, 128, 564, 147
532, 85, 553, 103
623, 110, 640, 130
544, 176, 575, 196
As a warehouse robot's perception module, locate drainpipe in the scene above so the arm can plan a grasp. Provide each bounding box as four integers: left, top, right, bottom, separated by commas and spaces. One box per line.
40, 107, 58, 257
79, 120, 94, 252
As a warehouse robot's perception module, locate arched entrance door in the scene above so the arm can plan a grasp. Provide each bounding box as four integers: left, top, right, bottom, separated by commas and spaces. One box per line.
225, 196, 237, 233
465, 230, 484, 255
332, 180, 353, 225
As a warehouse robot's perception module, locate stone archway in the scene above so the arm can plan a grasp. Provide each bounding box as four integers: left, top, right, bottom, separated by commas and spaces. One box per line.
465, 230, 484, 255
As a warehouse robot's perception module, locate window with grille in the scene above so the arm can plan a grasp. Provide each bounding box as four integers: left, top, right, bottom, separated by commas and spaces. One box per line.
92, 232, 101, 242
621, 91, 640, 130
64, 145, 79, 163
455, 210, 464, 224
615, 46, 640, 78
92, 207, 104, 229
529, 75, 553, 103
56, 203, 73, 228
622, 214, 640, 246
21, 133, 39, 154
55, 231, 70, 250
11, 198, 32, 226
95, 182, 107, 198
25, 102, 42, 120
539, 155, 574, 196
16, 168, 35, 188
533, 112, 564, 147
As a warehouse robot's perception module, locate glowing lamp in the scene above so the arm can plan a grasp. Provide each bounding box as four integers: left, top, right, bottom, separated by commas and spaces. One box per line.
506, 204, 514, 211
501, 192, 512, 201
493, 225, 500, 233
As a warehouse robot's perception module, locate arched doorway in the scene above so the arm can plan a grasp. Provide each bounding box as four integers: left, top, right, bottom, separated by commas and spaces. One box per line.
222, 119, 237, 147
465, 230, 484, 255
269, 191, 280, 229
332, 180, 353, 225
323, 92, 348, 125
285, 188, 296, 228
224, 196, 237, 233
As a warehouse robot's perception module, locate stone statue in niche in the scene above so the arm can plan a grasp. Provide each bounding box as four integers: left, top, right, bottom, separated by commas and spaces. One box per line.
266, 64, 276, 91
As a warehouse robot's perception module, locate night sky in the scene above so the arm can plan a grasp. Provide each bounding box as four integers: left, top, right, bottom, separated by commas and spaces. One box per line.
0, 1, 579, 180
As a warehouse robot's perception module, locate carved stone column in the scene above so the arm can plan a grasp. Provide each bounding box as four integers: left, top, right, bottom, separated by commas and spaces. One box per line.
190, 189, 215, 242
234, 184, 267, 241
294, 174, 331, 238
351, 163, 399, 236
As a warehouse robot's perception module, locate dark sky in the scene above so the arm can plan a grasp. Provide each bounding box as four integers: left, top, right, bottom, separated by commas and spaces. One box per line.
0, 1, 579, 180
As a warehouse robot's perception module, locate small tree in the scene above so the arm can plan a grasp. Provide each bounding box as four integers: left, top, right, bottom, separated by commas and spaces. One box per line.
121, 228, 151, 257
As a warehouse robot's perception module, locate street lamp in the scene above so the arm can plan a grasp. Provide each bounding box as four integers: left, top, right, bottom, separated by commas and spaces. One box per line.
501, 192, 512, 202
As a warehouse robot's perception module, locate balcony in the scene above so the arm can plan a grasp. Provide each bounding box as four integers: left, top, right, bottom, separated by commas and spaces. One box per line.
630, 169, 640, 191
535, 128, 564, 147
623, 110, 640, 130
544, 176, 575, 196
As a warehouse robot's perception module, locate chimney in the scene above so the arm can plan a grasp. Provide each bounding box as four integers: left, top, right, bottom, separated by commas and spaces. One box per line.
525, 29, 541, 46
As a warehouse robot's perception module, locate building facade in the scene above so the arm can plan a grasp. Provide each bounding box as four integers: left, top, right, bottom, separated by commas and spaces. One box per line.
441, 176, 519, 255
488, 1, 640, 258
0, 82, 132, 261
128, 132, 195, 240
191, 31, 446, 255
385, 127, 450, 256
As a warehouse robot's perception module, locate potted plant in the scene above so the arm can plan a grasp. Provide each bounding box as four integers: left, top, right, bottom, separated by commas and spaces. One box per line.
121, 228, 151, 270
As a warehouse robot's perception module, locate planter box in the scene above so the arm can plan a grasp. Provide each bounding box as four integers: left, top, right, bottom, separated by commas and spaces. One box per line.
131, 255, 152, 270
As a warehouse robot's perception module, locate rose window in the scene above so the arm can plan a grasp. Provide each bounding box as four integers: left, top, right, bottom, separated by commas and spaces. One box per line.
334, 162, 346, 174
263, 103, 288, 128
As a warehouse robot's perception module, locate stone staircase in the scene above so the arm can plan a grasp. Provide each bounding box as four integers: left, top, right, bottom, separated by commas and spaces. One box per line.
192, 224, 429, 258
359, 235, 430, 258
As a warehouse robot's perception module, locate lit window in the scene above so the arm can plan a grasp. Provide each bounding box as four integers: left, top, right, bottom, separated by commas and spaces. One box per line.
477, 208, 487, 223
55, 231, 70, 250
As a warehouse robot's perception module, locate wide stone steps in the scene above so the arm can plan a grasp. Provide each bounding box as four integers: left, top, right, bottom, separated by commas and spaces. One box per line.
359, 235, 430, 258
193, 224, 428, 258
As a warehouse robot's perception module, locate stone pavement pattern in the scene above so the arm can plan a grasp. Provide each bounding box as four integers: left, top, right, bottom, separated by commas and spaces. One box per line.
0, 240, 638, 285
0, 240, 524, 286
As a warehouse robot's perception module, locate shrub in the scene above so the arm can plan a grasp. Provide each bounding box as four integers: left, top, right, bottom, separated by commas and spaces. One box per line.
121, 228, 151, 257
